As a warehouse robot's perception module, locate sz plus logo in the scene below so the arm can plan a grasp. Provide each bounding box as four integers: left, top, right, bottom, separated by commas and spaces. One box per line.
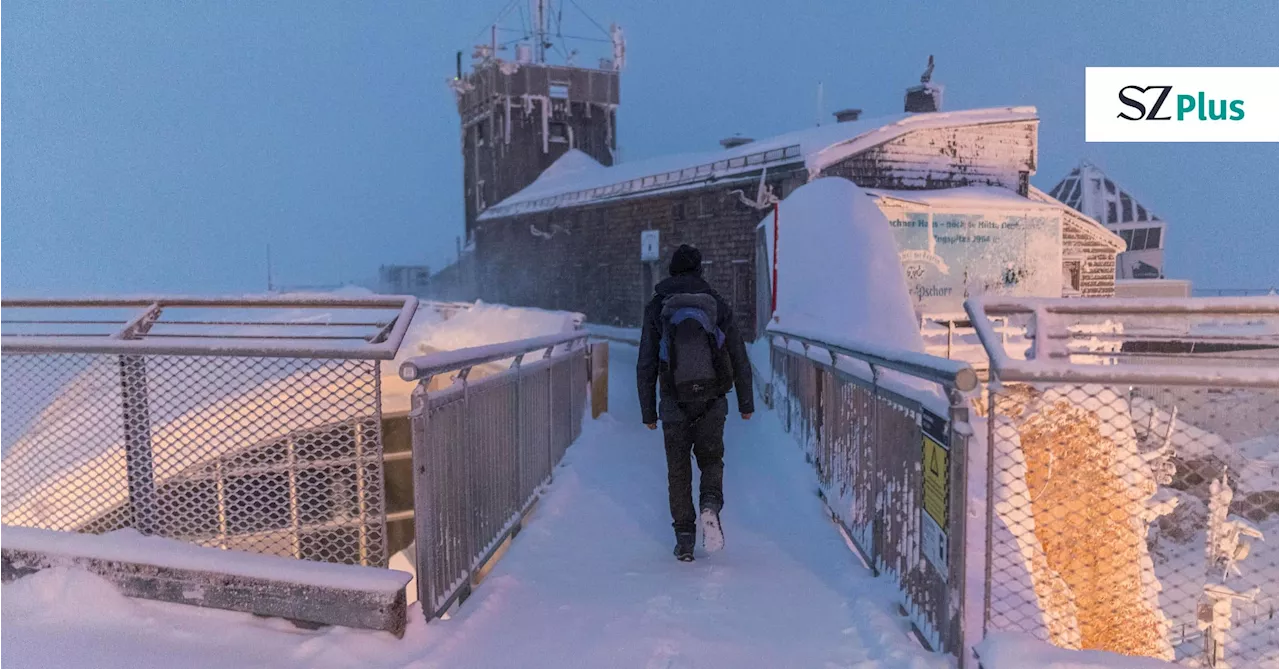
1116, 86, 1244, 122
1085, 68, 1279, 142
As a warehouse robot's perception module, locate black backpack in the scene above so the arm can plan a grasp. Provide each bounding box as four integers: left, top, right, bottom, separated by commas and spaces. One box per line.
658, 293, 733, 402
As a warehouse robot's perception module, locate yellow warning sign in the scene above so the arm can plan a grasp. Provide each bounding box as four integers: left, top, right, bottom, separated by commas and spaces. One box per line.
922, 435, 949, 530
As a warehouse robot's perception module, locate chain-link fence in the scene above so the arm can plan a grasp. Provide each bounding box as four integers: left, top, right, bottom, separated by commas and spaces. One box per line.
970, 296, 1279, 668
986, 381, 1278, 666
2, 296, 419, 568
402, 332, 589, 620
766, 326, 979, 658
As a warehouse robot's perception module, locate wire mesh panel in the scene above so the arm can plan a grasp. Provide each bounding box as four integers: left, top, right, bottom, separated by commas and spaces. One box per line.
408, 337, 589, 620
768, 338, 972, 656
985, 382, 1279, 667
1, 353, 388, 566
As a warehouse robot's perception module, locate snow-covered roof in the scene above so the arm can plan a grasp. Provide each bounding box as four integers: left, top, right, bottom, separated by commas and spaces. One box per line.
478, 106, 1038, 220
1028, 185, 1126, 251
867, 185, 1061, 211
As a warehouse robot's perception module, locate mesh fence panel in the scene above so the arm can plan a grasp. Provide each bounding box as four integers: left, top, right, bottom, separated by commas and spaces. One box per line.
769, 342, 969, 656
412, 345, 588, 619
986, 382, 1278, 667
1, 352, 388, 567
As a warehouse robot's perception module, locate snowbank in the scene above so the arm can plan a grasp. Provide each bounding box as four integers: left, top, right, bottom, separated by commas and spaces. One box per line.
381, 301, 583, 414
762, 177, 922, 350
976, 632, 1180, 669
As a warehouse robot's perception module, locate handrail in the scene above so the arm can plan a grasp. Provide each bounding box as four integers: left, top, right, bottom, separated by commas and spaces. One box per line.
399, 331, 589, 382
1, 295, 419, 360
766, 324, 978, 392
964, 295, 1280, 388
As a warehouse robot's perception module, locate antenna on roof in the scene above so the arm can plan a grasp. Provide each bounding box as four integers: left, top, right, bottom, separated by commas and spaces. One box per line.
266, 244, 275, 293
816, 81, 824, 127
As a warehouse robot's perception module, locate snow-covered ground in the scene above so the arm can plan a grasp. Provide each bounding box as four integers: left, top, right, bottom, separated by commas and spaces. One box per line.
2, 344, 952, 669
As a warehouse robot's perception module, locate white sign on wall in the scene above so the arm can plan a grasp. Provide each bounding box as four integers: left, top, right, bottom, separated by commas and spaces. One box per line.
640, 230, 660, 261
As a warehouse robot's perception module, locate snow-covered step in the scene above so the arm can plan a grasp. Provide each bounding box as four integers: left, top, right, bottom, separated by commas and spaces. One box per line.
0, 525, 412, 637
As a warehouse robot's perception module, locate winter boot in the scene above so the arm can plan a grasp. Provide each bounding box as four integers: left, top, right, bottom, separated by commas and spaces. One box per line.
700, 507, 724, 553
674, 532, 695, 562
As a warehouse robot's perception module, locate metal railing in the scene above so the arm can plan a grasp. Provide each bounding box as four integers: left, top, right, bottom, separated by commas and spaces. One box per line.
401, 331, 589, 619
477, 144, 804, 220
966, 296, 1279, 667
765, 323, 979, 661
1, 296, 418, 567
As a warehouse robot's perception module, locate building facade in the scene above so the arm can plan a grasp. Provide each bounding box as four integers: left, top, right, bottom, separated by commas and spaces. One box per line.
467, 103, 1120, 340
1047, 162, 1167, 281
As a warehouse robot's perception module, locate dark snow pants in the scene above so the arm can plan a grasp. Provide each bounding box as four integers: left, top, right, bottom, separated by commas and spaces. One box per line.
661, 396, 728, 537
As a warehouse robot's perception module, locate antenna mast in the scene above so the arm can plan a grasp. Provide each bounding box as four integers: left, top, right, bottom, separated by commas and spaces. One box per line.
534, 0, 548, 63
266, 244, 275, 293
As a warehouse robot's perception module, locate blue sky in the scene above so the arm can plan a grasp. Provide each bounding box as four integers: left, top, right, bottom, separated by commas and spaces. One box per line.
4, 1, 1277, 295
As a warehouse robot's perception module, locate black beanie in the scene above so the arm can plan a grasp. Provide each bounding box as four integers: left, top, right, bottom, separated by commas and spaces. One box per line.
669, 244, 702, 276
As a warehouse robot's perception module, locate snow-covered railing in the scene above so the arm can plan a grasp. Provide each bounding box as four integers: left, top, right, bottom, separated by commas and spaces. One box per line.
763, 324, 978, 663
404, 332, 590, 621
965, 296, 1279, 667
478, 143, 804, 220
1, 295, 420, 569
1, 295, 419, 359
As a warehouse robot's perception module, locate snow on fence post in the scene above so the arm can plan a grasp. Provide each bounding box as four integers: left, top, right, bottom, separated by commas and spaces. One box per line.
764, 324, 978, 664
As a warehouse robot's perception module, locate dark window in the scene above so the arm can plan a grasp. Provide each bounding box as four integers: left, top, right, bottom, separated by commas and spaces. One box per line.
1066, 180, 1081, 204
475, 121, 487, 147
671, 201, 686, 221
1104, 179, 1116, 194
1119, 228, 1135, 249
1136, 204, 1148, 221
549, 122, 568, 143
1130, 227, 1148, 251
1146, 227, 1161, 249
1120, 194, 1133, 222
1049, 180, 1065, 199
1107, 202, 1118, 224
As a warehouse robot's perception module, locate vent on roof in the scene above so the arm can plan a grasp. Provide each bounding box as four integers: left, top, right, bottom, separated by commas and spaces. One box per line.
720, 136, 754, 149
832, 108, 862, 123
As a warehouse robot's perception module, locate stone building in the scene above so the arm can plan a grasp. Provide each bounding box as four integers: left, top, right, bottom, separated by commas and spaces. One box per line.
466, 100, 1121, 339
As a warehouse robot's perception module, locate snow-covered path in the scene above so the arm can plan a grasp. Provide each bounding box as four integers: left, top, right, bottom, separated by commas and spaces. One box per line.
397, 344, 948, 668
2, 345, 948, 669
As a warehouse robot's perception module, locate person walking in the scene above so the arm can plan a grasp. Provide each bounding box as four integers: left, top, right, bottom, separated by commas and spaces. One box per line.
637, 244, 754, 562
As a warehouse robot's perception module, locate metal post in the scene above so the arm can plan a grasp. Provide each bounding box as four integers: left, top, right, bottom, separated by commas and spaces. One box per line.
355, 418, 369, 565
949, 387, 972, 667
287, 434, 302, 559
511, 354, 524, 509
947, 320, 954, 360
869, 363, 881, 572
120, 354, 158, 535
215, 459, 228, 548
983, 389, 997, 640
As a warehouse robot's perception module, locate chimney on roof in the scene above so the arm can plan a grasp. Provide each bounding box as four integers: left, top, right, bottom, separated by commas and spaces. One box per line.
904, 55, 942, 113
832, 108, 862, 123
720, 136, 754, 149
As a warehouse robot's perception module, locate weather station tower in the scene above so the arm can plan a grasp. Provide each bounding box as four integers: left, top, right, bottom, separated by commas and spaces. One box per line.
450, 1, 624, 242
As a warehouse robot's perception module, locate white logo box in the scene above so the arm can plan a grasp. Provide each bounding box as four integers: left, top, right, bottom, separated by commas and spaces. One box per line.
1085, 67, 1280, 142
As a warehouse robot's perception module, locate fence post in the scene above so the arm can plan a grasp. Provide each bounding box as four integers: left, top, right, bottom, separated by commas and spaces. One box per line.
949, 387, 973, 667
119, 354, 159, 536
512, 354, 524, 511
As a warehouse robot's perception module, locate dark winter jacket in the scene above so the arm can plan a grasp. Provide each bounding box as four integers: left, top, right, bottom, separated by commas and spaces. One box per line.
637, 273, 754, 424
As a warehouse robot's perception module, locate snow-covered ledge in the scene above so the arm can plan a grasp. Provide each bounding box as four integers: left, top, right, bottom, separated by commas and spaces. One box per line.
0, 525, 412, 637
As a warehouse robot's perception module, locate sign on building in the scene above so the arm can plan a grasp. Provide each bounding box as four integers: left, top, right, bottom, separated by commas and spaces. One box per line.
878, 198, 1063, 315
640, 230, 660, 261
